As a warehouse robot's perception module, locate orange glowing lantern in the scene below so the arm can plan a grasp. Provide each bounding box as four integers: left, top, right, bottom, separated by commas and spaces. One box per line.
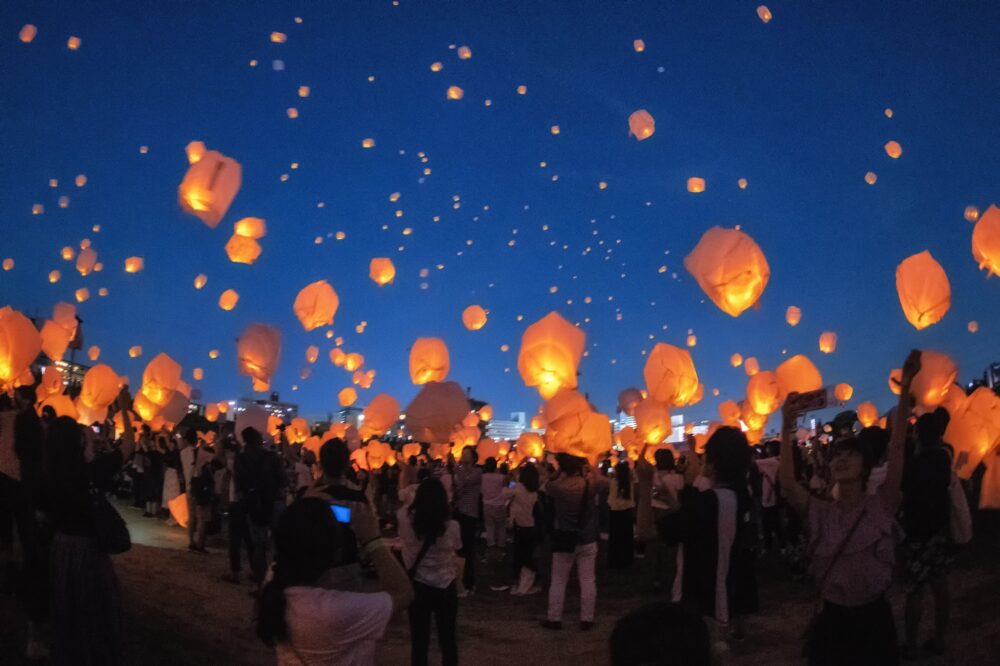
88, 345, 100, 361
945, 387, 1000, 479
234, 217, 266, 239
305, 345, 319, 364
446, 86, 464, 100
643, 343, 698, 407
684, 226, 770, 317
218, 289, 239, 311
404, 381, 470, 443
972, 204, 1000, 277
884, 140, 902, 159
756, 5, 773, 22
686, 177, 705, 193
834, 383, 854, 402
76, 247, 97, 276
80, 364, 120, 410
178, 142, 242, 228
517, 432, 545, 459
129, 346, 142, 358
746, 371, 785, 415
617, 387, 643, 416
785, 306, 802, 326
0, 309, 42, 391
730, 353, 743, 368
338, 387, 357, 407
225, 234, 263, 265
777, 355, 822, 396
462, 305, 487, 331
194, 274, 207, 289
819, 332, 837, 354
910, 350, 958, 411
294, 280, 339, 331
360, 393, 400, 440
856, 402, 879, 428
40, 321, 72, 362
124, 256, 144, 273
744, 357, 760, 376
19, 24, 37, 43
719, 400, 741, 426
634, 398, 671, 445
479, 404, 494, 422
633, 39, 645, 52
628, 110, 655, 141
896, 250, 951, 330
344, 353, 364, 372
369, 258, 396, 286
237, 324, 282, 392
409, 337, 449, 384
518, 312, 586, 399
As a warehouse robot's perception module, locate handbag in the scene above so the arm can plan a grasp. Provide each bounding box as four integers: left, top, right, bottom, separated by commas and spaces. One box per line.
91, 489, 132, 554
801, 504, 867, 654
551, 480, 589, 553
949, 474, 973, 545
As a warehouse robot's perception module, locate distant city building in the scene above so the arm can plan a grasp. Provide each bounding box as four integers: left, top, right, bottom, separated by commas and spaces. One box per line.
614, 411, 684, 443
235, 393, 298, 421
337, 406, 365, 429
486, 412, 527, 441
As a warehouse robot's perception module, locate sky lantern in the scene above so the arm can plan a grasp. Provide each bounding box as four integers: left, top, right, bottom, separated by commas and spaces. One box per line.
338, 387, 357, 407
344, 352, 364, 372
192, 367, 203, 381
884, 140, 902, 158
945, 387, 1000, 479
205, 403, 219, 422
634, 397, 671, 445
88, 345, 100, 361
457, 45, 472, 59
517, 432, 545, 459
818, 332, 837, 353
446, 86, 464, 100
74, 288, 89, 303
686, 177, 705, 193
141, 353, 182, 408
462, 411, 480, 428
756, 5, 773, 22
633, 39, 645, 52
895, 250, 951, 329
730, 353, 743, 368
0, 309, 42, 391
643, 343, 698, 407
40, 320, 73, 362
76, 247, 97, 275
477, 438, 502, 463
744, 357, 760, 376
518, 311, 585, 399
194, 274, 208, 289
305, 345, 319, 364
617, 387, 643, 416
684, 226, 770, 317
530, 414, 545, 430
178, 141, 242, 228
233, 216, 266, 239
48, 270, 60, 283
360, 393, 400, 440
910, 350, 958, 411
410, 337, 449, 384
61, 246, 75, 261
719, 400, 741, 426
776, 355, 822, 395
2, 259, 12, 271
834, 383, 854, 402
237, 323, 282, 391
329, 347, 346, 367
971, 204, 1000, 276
405, 381, 469, 443
38, 365, 64, 398
888, 368, 902, 395
293, 280, 339, 331
964, 206, 980, 222
401, 443, 422, 461
628, 110, 655, 141
218, 289, 239, 311
478, 404, 493, 422
369, 257, 396, 285
124, 256, 144, 273
746, 370, 785, 415
786, 306, 801, 326
743, 401, 771, 431
865, 171, 878, 185
80, 364, 120, 411
129, 345, 143, 358
19, 24, 37, 43
225, 234, 263, 265
462, 305, 488, 331
856, 401, 879, 428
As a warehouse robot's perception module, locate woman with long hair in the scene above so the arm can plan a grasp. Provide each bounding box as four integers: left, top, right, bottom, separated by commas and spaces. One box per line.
397, 477, 462, 666
503, 461, 541, 594
607, 456, 635, 568
257, 497, 412, 665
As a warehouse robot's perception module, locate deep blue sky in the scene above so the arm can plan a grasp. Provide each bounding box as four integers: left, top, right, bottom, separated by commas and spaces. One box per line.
2, 0, 998, 425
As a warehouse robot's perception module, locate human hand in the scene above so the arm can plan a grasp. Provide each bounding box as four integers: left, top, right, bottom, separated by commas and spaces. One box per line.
349, 501, 380, 544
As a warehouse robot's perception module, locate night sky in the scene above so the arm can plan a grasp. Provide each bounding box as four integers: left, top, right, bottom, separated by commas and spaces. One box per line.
2, 0, 998, 427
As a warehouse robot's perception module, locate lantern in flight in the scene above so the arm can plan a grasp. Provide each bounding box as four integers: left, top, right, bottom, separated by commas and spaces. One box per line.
344, 353, 364, 372
518, 311, 586, 399
730, 353, 743, 368
410, 337, 449, 384
0, 308, 42, 391
746, 371, 785, 415
329, 348, 346, 367
684, 226, 770, 317
972, 204, 1000, 277
305, 345, 319, 364
776, 355, 822, 395
294, 280, 339, 331
819, 332, 837, 354
884, 140, 902, 159
834, 383, 854, 402
479, 404, 493, 422
744, 357, 759, 376
234, 216, 266, 239
225, 234, 262, 265
369, 257, 396, 286
643, 343, 698, 407
719, 400, 741, 426
237, 323, 281, 391
76, 247, 97, 276
628, 110, 655, 141
895, 251, 951, 330
945, 387, 1000, 479
910, 350, 958, 411
178, 141, 242, 228
360, 393, 400, 440
634, 398, 670, 445
462, 305, 488, 331
785, 306, 801, 326
338, 387, 357, 407
517, 432, 545, 459
124, 256, 144, 273
404, 381, 469, 443
756, 5, 773, 22
80, 364, 120, 410
218, 289, 239, 311
40, 320, 72, 362
617, 387, 643, 416
856, 402, 878, 428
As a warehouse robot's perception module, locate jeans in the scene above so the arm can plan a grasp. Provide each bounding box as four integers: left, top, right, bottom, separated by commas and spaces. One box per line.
408, 581, 458, 666
457, 513, 478, 589
483, 504, 507, 548
547, 541, 598, 622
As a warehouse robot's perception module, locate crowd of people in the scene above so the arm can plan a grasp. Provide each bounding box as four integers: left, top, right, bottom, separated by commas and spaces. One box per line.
0, 349, 991, 665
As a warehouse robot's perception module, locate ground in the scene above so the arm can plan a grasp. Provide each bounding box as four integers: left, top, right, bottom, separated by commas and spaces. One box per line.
3, 506, 1000, 665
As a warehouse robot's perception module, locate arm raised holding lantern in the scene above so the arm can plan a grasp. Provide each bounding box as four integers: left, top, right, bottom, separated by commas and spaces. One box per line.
879, 350, 921, 513
779, 396, 811, 519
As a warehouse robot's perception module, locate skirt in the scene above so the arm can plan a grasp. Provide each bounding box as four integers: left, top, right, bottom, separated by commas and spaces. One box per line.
50, 531, 123, 666
807, 595, 897, 666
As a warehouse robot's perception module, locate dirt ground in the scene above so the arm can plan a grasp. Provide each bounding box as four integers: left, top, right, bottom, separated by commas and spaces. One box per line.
3, 508, 1000, 665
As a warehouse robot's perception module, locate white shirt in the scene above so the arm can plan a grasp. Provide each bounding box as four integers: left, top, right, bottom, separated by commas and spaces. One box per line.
396, 511, 462, 589
756, 457, 780, 508
503, 483, 537, 527
276, 587, 393, 666
651, 470, 684, 509
481, 472, 507, 507
180, 445, 211, 488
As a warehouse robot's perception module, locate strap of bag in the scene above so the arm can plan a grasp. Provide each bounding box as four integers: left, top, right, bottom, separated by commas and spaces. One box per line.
408, 535, 436, 579
815, 503, 868, 596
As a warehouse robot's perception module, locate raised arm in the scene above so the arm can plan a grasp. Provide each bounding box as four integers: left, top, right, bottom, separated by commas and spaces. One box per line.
779, 396, 810, 518
879, 350, 921, 512
117, 386, 135, 461
351, 502, 414, 612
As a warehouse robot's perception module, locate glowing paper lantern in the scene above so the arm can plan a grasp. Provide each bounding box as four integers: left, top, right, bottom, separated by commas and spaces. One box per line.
834, 383, 854, 402
48, 270, 60, 283
617, 387, 643, 416
19, 24, 37, 43
756, 5, 773, 22
329, 348, 346, 367
884, 140, 902, 159
910, 350, 958, 411
686, 177, 705, 193
744, 357, 759, 376
76, 247, 97, 276
896, 251, 951, 330
338, 387, 357, 407
194, 274, 207, 289
129, 346, 142, 358
634, 398, 671, 445
141, 353, 182, 407
477, 438, 501, 462
517, 432, 545, 459
404, 381, 469, 443
88, 345, 100, 361
819, 332, 837, 354
344, 353, 364, 372
462, 412, 480, 428
479, 404, 493, 422
518, 312, 585, 399
972, 204, 1000, 277
124, 257, 144, 273
305, 345, 319, 364
684, 227, 770, 317
2, 259, 12, 271
39, 365, 63, 397
293, 280, 339, 331
633, 39, 645, 52
178, 142, 242, 228
288, 418, 309, 444
719, 400, 741, 426
945, 387, 1000, 479
730, 353, 743, 368
234, 217, 266, 239
643, 343, 698, 407
446, 86, 464, 100
40, 321, 72, 362
777, 355, 822, 395
856, 402, 879, 428
965, 206, 980, 222
361, 393, 400, 440
409, 337, 449, 384
80, 364, 120, 410
369, 258, 396, 286
865, 171, 878, 185
218, 289, 239, 311
462, 305, 487, 331
746, 371, 785, 415
74, 288, 90, 303
628, 110, 655, 141
0, 309, 42, 391
237, 324, 282, 391
225, 234, 262, 265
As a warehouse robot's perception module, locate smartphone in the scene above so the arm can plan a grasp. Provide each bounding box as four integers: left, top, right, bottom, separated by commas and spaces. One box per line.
330, 503, 351, 524
789, 387, 831, 414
